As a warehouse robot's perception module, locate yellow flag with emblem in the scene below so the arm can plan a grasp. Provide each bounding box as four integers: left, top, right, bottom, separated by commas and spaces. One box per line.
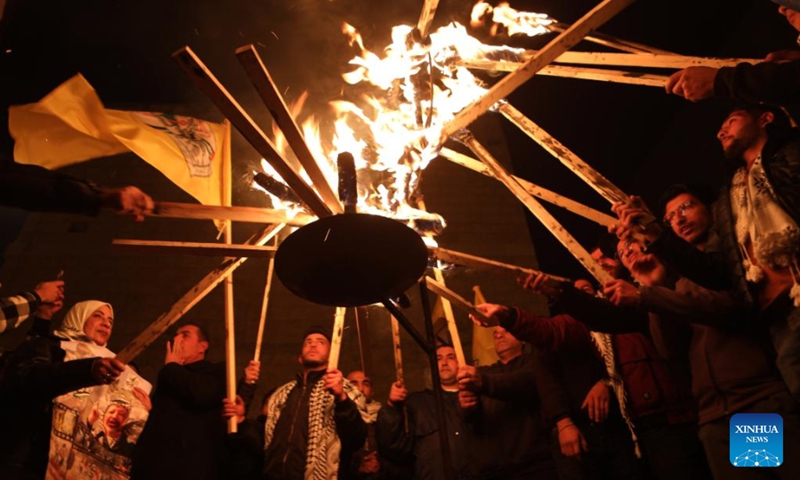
9, 74, 227, 207
472, 285, 500, 367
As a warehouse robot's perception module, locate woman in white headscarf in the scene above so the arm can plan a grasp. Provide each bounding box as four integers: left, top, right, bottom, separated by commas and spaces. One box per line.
0, 299, 128, 480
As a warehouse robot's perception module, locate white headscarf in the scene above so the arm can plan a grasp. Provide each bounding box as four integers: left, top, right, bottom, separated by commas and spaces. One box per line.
54, 300, 114, 347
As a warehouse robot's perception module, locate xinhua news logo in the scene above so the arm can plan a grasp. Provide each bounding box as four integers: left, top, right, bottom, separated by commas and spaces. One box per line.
730, 413, 783, 467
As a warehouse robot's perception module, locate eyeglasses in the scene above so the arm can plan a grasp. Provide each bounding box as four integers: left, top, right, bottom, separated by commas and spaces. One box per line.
663, 201, 696, 227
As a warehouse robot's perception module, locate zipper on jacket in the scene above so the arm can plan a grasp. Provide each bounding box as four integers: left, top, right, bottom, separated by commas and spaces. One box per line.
282, 382, 308, 473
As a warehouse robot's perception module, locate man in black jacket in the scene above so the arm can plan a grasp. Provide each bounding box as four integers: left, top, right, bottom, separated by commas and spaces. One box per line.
456, 327, 558, 480
130, 323, 227, 480
261, 326, 367, 480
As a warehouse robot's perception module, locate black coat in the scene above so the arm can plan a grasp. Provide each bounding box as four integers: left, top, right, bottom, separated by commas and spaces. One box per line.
130, 360, 227, 480
0, 333, 99, 480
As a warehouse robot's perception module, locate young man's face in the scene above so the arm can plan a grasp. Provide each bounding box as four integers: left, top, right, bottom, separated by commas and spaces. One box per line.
663, 193, 711, 246
300, 333, 330, 368
346, 371, 373, 401
173, 325, 208, 363
717, 110, 767, 161
436, 346, 459, 387
590, 248, 623, 279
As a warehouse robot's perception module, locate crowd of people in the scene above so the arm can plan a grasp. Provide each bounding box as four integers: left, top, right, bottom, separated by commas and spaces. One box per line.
1, 0, 800, 479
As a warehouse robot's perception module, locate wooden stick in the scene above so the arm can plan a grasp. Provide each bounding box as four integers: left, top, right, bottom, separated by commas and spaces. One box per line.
432, 268, 465, 367
438, 148, 616, 227
115, 223, 286, 364
548, 21, 673, 55
390, 315, 404, 384
462, 61, 668, 87
426, 276, 495, 327
112, 240, 277, 258
253, 236, 277, 361
235, 45, 343, 215
440, 0, 637, 141
461, 132, 613, 284
417, 0, 441, 40
428, 246, 571, 283
172, 47, 333, 218
498, 103, 629, 205
222, 123, 237, 434
150, 202, 314, 226
524, 50, 759, 69
328, 307, 347, 370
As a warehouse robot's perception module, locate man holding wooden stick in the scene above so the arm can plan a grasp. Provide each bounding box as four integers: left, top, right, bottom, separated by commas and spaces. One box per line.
261, 326, 367, 480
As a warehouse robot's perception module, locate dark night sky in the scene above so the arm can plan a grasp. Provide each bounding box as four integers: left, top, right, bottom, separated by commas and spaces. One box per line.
1, 0, 795, 280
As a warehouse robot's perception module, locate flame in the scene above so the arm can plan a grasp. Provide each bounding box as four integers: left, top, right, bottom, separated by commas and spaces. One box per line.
254, 2, 551, 235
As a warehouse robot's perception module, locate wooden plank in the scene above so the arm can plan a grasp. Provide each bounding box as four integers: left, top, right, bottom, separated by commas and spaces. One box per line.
328, 307, 347, 370
532, 50, 758, 69
253, 237, 276, 361
432, 268, 465, 367
460, 132, 613, 284
112, 239, 277, 258
426, 276, 495, 326
438, 148, 616, 227
417, 0, 441, 39
428, 246, 571, 283
440, 0, 637, 140
150, 201, 313, 226
462, 61, 668, 87
172, 46, 332, 218
115, 223, 286, 364
235, 45, 343, 214
222, 138, 237, 433
390, 315, 404, 383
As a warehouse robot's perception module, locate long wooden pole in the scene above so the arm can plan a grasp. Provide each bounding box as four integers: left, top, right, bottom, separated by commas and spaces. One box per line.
390, 315, 404, 384
149, 202, 313, 226
428, 246, 571, 284
222, 122, 237, 433
440, 0, 637, 141
328, 307, 347, 370
112, 240, 277, 258
461, 132, 612, 284
432, 269, 466, 367
462, 61, 668, 87
522, 50, 758, 69
426, 276, 494, 326
416, 0, 441, 39
235, 45, 343, 214
547, 21, 673, 55
438, 148, 615, 227
498, 103, 629, 205
253, 237, 277, 361
172, 46, 333, 218
115, 223, 285, 363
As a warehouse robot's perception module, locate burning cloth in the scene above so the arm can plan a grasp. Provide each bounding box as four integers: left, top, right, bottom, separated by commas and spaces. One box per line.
46, 341, 151, 480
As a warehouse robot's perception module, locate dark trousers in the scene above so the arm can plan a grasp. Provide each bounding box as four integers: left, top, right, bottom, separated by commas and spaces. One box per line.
698, 391, 800, 480
550, 420, 642, 480
636, 417, 711, 480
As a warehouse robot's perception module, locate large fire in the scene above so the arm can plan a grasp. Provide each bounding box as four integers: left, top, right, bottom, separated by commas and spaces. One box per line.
253, 1, 553, 236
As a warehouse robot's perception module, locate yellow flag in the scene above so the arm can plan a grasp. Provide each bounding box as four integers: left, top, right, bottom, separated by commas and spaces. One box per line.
9, 74, 227, 207
472, 285, 499, 367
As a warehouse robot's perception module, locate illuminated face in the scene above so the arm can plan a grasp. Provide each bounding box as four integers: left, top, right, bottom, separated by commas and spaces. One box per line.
616, 239, 656, 274
173, 325, 208, 363
83, 306, 113, 346
573, 279, 596, 295
663, 193, 711, 246
436, 346, 459, 387
346, 371, 373, 401
717, 110, 765, 161
103, 404, 130, 436
493, 326, 523, 358
300, 333, 330, 368
590, 248, 623, 279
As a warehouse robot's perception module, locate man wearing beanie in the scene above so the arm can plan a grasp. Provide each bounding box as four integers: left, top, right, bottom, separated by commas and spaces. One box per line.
261, 325, 367, 480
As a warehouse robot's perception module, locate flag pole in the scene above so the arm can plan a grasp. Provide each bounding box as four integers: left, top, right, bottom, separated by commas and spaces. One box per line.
222, 121, 238, 434
253, 236, 277, 361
